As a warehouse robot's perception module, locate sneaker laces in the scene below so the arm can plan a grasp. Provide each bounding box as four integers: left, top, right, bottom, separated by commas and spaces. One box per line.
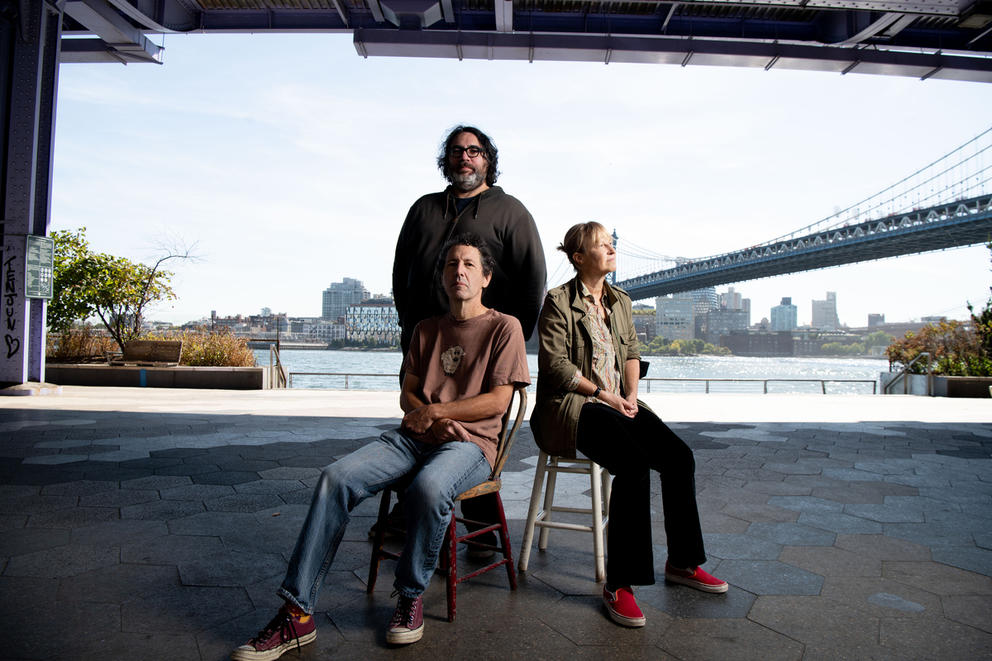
252, 607, 304, 654
389, 592, 419, 628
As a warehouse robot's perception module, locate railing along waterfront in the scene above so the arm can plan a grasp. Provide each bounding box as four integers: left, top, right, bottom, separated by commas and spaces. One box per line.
269, 345, 288, 389
641, 377, 877, 394
288, 372, 399, 389
288, 372, 877, 394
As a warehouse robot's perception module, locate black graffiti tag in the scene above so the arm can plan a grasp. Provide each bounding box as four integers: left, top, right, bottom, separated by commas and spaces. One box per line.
4, 254, 19, 358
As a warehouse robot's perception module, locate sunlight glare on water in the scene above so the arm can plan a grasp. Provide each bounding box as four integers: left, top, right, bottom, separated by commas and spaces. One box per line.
256, 349, 886, 394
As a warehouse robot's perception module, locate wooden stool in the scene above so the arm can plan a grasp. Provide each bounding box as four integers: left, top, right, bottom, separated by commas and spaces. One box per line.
517, 450, 612, 582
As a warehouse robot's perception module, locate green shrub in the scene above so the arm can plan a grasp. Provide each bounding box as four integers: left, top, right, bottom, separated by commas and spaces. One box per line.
886, 320, 988, 376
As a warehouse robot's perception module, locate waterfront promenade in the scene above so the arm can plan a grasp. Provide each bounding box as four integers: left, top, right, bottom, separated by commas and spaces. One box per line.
0, 386, 989, 660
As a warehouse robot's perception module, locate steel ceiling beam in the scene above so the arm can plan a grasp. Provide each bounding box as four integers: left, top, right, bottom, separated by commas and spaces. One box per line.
48, 0, 992, 80
63, 0, 162, 63
353, 29, 992, 82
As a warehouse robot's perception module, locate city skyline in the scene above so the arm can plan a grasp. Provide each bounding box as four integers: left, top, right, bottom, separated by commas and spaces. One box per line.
199, 281, 911, 331
49, 34, 992, 328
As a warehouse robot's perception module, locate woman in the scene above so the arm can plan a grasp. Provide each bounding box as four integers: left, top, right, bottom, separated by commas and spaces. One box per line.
531, 222, 727, 628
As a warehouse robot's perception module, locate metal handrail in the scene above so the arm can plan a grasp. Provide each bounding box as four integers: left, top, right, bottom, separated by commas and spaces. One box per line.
269, 345, 289, 389
288, 371, 398, 389
883, 352, 932, 395
288, 372, 877, 394
641, 377, 877, 394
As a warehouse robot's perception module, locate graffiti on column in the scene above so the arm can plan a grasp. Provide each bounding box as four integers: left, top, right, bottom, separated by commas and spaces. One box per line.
4, 255, 19, 359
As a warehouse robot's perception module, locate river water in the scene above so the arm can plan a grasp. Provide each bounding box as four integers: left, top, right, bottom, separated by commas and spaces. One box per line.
255, 349, 887, 395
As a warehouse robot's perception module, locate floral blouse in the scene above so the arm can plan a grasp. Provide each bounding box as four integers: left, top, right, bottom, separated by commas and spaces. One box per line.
567, 280, 621, 401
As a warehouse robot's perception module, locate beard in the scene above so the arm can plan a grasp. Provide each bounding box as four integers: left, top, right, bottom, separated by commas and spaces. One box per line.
449, 167, 486, 192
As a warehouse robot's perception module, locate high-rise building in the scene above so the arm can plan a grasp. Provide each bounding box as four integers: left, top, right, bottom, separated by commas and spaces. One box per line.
705, 308, 749, 344
345, 297, 400, 345
322, 278, 369, 321
655, 294, 694, 341
718, 286, 751, 327
770, 297, 798, 331
720, 287, 742, 310
811, 291, 839, 330
868, 313, 885, 327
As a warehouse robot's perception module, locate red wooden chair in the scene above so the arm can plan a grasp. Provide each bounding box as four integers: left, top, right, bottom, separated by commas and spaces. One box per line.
367, 385, 527, 621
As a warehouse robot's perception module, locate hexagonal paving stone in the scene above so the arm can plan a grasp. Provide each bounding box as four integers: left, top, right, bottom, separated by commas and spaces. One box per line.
713, 559, 823, 596
659, 616, 804, 661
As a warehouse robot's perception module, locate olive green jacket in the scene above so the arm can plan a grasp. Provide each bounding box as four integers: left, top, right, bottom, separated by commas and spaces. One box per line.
531, 277, 645, 458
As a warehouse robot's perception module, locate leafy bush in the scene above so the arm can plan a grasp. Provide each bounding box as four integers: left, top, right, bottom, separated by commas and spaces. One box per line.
50, 228, 187, 352
886, 320, 989, 376
820, 341, 865, 356
640, 335, 731, 356
887, 241, 992, 377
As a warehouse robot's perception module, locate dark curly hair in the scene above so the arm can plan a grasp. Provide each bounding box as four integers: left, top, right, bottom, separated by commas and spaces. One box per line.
437, 125, 500, 187
437, 233, 496, 278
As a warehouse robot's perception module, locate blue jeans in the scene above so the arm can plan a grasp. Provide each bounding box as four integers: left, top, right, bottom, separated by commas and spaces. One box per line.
278, 429, 490, 613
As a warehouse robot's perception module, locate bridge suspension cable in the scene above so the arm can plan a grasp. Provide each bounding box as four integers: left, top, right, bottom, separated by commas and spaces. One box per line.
764, 125, 992, 247
614, 126, 992, 299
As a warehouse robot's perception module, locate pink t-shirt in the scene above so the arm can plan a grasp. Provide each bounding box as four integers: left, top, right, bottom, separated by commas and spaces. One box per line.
403, 309, 530, 467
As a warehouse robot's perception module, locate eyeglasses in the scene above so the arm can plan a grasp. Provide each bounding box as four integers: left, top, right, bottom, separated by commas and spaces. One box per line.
448, 145, 485, 159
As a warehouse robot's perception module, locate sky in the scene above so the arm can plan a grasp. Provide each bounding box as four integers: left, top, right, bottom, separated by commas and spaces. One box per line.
51, 33, 992, 328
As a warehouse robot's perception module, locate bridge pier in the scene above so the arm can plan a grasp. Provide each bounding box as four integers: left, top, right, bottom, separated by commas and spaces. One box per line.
1, 1, 62, 386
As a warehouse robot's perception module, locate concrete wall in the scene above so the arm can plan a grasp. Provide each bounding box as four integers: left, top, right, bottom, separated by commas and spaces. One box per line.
880, 373, 992, 397
879, 372, 931, 395
47, 364, 270, 390
933, 376, 992, 398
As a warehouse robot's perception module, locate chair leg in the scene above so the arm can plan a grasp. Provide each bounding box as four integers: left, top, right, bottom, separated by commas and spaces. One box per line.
446, 514, 457, 622
602, 468, 612, 517
590, 462, 606, 583
494, 493, 517, 590
518, 450, 548, 573
367, 489, 393, 594
538, 456, 558, 551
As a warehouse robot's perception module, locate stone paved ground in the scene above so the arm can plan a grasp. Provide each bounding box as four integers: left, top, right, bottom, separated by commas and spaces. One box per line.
0, 388, 989, 660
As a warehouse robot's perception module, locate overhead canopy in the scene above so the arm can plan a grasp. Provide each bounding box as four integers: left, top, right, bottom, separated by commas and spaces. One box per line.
60, 0, 992, 81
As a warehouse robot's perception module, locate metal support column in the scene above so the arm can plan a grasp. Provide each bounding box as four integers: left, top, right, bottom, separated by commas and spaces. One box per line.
0, 0, 62, 386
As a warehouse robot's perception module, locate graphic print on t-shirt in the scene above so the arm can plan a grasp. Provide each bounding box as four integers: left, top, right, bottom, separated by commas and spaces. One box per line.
441, 345, 465, 375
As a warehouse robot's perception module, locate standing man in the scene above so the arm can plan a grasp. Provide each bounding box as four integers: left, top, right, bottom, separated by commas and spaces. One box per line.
231, 235, 529, 660
393, 125, 546, 355
392, 126, 546, 549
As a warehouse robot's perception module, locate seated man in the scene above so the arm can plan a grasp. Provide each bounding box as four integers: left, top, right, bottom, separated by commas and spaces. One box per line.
232, 233, 530, 660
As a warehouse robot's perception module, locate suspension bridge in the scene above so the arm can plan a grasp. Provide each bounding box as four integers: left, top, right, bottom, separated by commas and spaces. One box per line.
608, 126, 992, 301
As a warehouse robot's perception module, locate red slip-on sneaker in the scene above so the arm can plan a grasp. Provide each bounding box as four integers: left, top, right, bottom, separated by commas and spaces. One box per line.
602, 585, 646, 627
665, 562, 729, 594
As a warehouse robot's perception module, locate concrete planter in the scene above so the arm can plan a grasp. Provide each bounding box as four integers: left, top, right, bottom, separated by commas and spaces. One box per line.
46, 364, 271, 389
932, 376, 992, 398
879, 372, 931, 395
880, 372, 992, 397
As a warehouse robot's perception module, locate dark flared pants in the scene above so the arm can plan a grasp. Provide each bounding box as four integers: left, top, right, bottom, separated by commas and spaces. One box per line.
576, 402, 706, 587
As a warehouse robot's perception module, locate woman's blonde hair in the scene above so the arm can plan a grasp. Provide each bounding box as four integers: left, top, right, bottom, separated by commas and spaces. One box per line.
557, 221, 608, 271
